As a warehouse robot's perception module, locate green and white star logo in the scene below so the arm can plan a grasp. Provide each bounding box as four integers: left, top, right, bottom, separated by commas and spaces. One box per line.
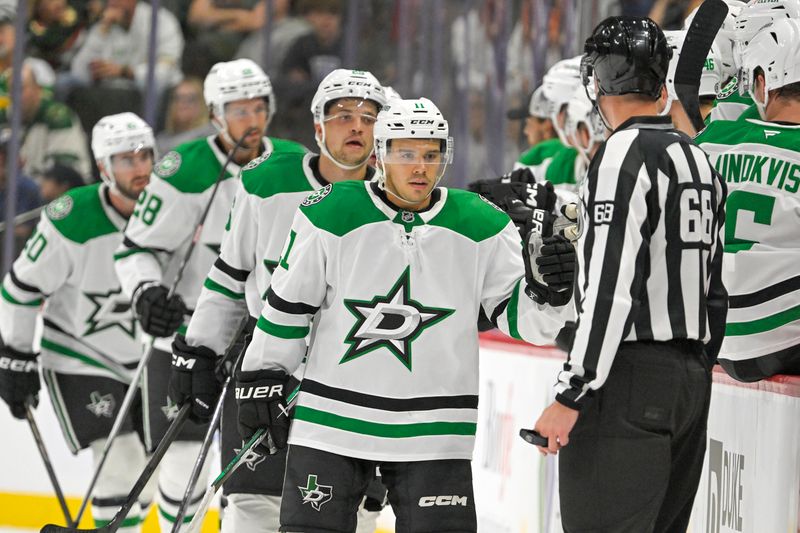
341, 267, 454, 371
83, 289, 136, 338
233, 442, 266, 472
86, 391, 115, 418
298, 474, 333, 511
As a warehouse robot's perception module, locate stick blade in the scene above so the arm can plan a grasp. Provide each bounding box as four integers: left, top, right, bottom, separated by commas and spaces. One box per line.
674, 0, 729, 131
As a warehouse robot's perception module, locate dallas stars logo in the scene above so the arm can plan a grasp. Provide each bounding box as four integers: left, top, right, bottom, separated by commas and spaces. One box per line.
341, 267, 454, 371
298, 474, 333, 511
233, 443, 266, 472
83, 289, 136, 338
161, 398, 180, 420
86, 391, 115, 418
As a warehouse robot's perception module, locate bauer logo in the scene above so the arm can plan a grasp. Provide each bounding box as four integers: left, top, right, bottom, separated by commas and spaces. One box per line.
706, 438, 745, 532
418, 495, 469, 507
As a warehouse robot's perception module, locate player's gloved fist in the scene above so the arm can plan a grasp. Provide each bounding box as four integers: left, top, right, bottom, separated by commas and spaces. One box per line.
0, 346, 40, 419
169, 335, 220, 423
133, 282, 187, 338
523, 180, 557, 212
500, 166, 538, 185
236, 369, 290, 454
524, 234, 576, 307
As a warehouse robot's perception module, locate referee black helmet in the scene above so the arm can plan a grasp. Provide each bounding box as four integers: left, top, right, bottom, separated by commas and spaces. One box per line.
582, 16, 672, 99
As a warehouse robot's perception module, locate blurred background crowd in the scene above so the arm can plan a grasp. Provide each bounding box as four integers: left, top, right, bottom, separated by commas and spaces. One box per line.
0, 0, 708, 263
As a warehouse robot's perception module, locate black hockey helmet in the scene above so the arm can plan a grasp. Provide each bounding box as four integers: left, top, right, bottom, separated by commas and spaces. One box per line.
582, 16, 672, 99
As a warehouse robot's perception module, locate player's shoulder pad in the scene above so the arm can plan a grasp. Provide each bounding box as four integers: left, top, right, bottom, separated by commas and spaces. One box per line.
45, 183, 117, 243
299, 181, 385, 237
269, 137, 309, 156
429, 188, 511, 243
519, 138, 564, 166
240, 150, 312, 199
40, 99, 75, 130
545, 146, 578, 185
153, 137, 224, 193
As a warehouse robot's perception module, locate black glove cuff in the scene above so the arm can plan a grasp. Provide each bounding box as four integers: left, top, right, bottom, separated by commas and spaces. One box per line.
172, 335, 218, 362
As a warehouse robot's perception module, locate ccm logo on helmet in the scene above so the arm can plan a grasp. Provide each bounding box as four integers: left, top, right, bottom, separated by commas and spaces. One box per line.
410, 119, 435, 125
235, 384, 284, 400
418, 495, 469, 507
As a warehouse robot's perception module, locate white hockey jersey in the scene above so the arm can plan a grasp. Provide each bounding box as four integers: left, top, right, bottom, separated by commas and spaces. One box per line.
696, 118, 800, 362
242, 180, 569, 462
186, 151, 367, 355
114, 135, 305, 351
0, 183, 140, 381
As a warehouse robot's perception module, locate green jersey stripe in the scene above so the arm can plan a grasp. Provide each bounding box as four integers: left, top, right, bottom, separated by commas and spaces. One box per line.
257, 315, 310, 339
203, 277, 245, 300
294, 405, 477, 438
726, 304, 800, 337
96, 516, 143, 527
113, 247, 157, 261
41, 338, 123, 378
507, 280, 522, 340
158, 506, 194, 524
1, 286, 42, 306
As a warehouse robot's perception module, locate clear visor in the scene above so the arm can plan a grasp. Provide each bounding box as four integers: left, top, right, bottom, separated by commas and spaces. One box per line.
323, 99, 379, 127
110, 146, 155, 172
381, 143, 450, 181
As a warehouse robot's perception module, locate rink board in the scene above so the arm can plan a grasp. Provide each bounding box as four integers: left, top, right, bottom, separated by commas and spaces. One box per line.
2, 332, 799, 532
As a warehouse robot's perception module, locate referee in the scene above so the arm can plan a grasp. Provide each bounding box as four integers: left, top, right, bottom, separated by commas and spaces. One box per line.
533, 17, 727, 532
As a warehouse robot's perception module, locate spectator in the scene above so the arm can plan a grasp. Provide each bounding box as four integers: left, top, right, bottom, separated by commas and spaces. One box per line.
155, 77, 214, 153
0, 129, 43, 257
183, 0, 265, 77
234, 0, 311, 78
649, 0, 703, 30
277, 0, 343, 147
28, 0, 86, 71
0, 0, 16, 111
38, 163, 84, 202
1, 58, 91, 180
70, 0, 183, 94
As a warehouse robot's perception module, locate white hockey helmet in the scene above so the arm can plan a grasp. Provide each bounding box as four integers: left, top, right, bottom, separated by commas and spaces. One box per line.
528, 86, 554, 119
91, 112, 155, 186
310, 69, 386, 170
382, 85, 402, 102
734, 0, 800, 73
542, 56, 583, 144
204, 59, 275, 140
374, 97, 453, 201
564, 84, 604, 163
662, 30, 721, 111
739, 17, 800, 118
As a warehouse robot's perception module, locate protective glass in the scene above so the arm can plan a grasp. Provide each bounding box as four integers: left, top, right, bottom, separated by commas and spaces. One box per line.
323, 112, 378, 128
111, 148, 155, 172
382, 143, 450, 181
224, 102, 269, 120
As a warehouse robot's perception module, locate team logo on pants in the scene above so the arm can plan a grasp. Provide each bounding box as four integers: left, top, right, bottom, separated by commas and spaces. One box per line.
85, 391, 115, 418
233, 443, 266, 472
298, 474, 333, 511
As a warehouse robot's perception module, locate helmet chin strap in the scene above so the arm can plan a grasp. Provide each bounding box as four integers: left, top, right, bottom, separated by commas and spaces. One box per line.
315, 123, 370, 171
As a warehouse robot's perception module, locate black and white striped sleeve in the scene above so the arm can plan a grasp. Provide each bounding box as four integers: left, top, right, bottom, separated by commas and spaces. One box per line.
555, 129, 653, 409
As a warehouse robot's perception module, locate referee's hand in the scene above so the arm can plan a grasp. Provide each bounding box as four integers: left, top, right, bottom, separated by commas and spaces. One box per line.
533, 401, 579, 455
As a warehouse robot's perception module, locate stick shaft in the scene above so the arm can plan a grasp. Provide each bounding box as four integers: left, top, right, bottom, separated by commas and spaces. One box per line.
26, 405, 74, 527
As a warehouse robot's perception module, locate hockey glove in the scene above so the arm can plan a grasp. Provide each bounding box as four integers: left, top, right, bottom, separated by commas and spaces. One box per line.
524, 222, 576, 307
0, 346, 40, 419
500, 166, 538, 185
236, 369, 291, 454
134, 282, 187, 338
169, 335, 221, 423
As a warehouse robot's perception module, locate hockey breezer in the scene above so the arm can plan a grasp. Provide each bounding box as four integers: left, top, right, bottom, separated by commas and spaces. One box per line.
674, 0, 728, 131
72, 126, 260, 526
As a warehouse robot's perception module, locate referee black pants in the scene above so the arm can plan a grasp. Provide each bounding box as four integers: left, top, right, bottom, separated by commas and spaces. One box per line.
559, 339, 712, 532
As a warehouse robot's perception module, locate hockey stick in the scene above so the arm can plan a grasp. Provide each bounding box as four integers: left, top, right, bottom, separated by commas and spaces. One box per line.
72, 126, 260, 525
674, 0, 728, 133
40, 403, 191, 533
25, 403, 75, 528
168, 326, 251, 531
183, 429, 269, 533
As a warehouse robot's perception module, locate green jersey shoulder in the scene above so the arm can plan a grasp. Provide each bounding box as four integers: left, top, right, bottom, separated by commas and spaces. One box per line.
697, 118, 800, 152
545, 146, 578, 185
153, 137, 225, 193
241, 150, 313, 199
518, 138, 564, 167
428, 188, 511, 242
46, 183, 117, 244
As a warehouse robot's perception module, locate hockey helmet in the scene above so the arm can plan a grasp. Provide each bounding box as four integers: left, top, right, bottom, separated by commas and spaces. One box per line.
564, 84, 605, 163
91, 112, 155, 186
204, 59, 275, 140
582, 16, 672, 99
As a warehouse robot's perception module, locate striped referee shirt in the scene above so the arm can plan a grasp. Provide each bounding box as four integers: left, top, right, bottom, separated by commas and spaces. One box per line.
555, 116, 728, 409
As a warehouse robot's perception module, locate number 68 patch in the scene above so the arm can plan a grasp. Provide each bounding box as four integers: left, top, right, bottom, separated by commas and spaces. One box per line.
593, 202, 614, 225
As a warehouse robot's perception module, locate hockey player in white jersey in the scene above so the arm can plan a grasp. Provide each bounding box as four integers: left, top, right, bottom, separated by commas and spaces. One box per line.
0, 113, 156, 531
169, 69, 387, 532
234, 97, 575, 532
696, 17, 800, 381
113, 59, 305, 530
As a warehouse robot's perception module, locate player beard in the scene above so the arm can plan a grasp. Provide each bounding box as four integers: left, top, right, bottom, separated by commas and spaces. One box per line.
116, 177, 147, 201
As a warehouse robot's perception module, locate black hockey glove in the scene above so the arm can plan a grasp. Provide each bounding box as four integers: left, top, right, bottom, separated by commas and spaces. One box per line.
0, 345, 40, 419
236, 369, 291, 454
134, 282, 187, 338
169, 335, 221, 423
500, 166, 539, 185
523, 208, 576, 306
